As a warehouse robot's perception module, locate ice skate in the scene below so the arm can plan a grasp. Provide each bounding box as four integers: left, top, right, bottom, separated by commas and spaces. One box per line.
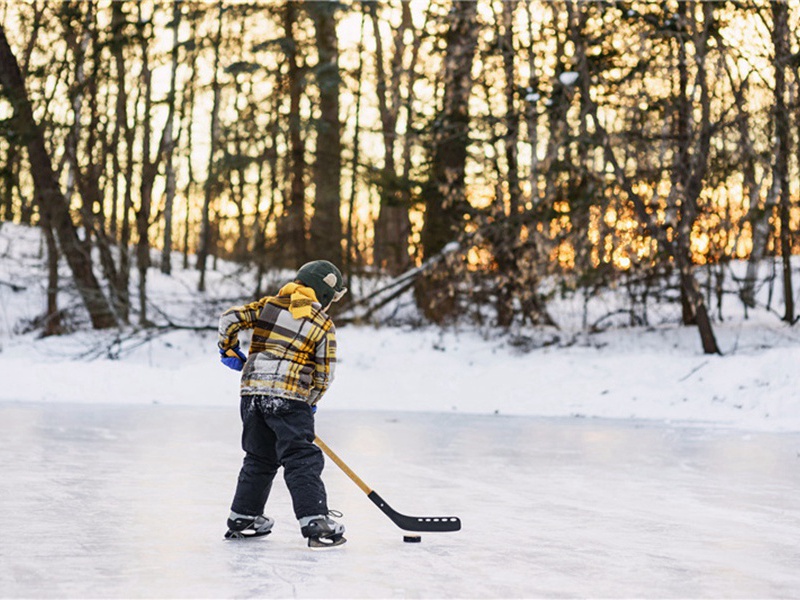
299, 512, 346, 548
224, 512, 274, 540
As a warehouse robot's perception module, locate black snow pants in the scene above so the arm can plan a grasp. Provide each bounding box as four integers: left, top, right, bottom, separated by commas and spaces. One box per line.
230, 395, 328, 520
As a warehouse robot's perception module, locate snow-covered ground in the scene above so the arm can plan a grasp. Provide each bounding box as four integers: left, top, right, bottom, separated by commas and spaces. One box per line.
1, 223, 800, 598
2, 321, 800, 432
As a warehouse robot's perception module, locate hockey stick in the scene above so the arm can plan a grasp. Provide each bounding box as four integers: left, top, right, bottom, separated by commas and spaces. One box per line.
314, 435, 461, 533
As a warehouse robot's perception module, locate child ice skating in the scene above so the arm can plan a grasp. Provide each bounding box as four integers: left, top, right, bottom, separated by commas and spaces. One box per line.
217, 260, 347, 547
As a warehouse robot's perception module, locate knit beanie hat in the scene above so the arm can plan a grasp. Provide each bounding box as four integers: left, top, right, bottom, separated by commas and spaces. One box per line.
296, 260, 347, 307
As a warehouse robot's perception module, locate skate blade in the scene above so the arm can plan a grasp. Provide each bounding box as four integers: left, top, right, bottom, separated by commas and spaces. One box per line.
307, 534, 347, 549
224, 529, 272, 541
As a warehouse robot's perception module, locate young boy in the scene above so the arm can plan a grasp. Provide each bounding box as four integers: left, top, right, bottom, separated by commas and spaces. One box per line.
218, 260, 347, 547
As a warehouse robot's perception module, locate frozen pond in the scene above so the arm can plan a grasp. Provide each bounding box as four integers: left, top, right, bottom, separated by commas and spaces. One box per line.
1, 402, 798, 598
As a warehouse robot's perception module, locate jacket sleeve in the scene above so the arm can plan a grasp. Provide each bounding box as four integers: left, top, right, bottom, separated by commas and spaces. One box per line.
309, 322, 336, 405
217, 297, 269, 350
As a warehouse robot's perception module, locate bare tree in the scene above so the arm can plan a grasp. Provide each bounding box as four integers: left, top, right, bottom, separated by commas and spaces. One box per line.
370, 1, 421, 274
576, 2, 720, 353
0, 25, 116, 329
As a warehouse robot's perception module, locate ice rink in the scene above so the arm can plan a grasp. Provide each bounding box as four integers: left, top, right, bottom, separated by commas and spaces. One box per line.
1, 402, 798, 599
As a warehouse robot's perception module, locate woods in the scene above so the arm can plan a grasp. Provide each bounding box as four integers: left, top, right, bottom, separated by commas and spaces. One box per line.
0, 0, 799, 353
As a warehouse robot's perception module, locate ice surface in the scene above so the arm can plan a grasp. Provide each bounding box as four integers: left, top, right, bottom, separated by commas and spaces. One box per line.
1, 403, 798, 599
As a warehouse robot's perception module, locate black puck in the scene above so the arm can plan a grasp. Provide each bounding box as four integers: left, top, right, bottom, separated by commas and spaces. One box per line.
403, 535, 422, 543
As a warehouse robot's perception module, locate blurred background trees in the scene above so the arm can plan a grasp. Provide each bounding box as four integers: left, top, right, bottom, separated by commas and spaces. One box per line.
0, 0, 798, 353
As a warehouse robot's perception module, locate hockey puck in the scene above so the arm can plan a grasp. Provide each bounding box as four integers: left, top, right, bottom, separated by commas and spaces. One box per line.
403, 535, 422, 543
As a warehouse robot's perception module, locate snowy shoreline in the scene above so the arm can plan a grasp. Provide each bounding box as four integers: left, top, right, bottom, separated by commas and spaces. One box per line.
2, 323, 799, 433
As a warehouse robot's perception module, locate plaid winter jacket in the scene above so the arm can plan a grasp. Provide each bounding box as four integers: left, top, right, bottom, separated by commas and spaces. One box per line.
218, 283, 337, 405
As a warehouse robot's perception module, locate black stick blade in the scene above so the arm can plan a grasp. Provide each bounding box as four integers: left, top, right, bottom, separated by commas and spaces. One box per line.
368, 491, 461, 532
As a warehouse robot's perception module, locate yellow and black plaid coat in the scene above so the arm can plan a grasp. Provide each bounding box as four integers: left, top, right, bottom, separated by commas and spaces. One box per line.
218, 285, 336, 405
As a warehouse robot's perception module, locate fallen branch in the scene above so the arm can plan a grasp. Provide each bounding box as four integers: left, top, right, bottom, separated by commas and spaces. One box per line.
147, 301, 217, 331
338, 278, 417, 325
339, 241, 461, 323
678, 360, 709, 382
0, 279, 26, 292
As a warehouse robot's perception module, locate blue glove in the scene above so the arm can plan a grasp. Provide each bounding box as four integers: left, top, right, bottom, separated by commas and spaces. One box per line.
220, 345, 247, 371
311, 405, 318, 414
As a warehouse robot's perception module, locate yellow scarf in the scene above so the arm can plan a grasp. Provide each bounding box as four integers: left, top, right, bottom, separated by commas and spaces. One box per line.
278, 282, 318, 319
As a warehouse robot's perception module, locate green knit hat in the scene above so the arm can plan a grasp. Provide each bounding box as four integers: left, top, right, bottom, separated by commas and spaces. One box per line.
296, 260, 347, 307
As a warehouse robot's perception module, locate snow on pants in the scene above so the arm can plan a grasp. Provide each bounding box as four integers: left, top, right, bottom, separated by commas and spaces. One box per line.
230, 395, 328, 520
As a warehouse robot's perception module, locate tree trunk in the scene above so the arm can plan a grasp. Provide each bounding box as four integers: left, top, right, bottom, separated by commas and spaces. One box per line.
197, 0, 223, 292
181, 12, 199, 271
111, 1, 134, 322
281, 1, 307, 266
415, 0, 479, 322
160, 0, 182, 276
370, 2, 412, 274
0, 25, 115, 329
772, 0, 794, 323
495, 0, 523, 328
40, 212, 63, 337
60, 2, 92, 233
0, 143, 17, 222
77, 9, 121, 316
1, 0, 43, 224
308, 0, 343, 264
670, 2, 720, 352
344, 9, 366, 279
397, 2, 430, 269
136, 3, 156, 326
731, 74, 772, 310
524, 1, 541, 205
419, 0, 479, 260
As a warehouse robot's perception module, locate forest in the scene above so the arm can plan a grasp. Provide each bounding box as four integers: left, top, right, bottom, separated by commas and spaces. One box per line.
0, 0, 799, 355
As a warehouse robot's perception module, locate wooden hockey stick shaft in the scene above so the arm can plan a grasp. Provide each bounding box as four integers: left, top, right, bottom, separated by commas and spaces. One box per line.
314, 435, 372, 495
